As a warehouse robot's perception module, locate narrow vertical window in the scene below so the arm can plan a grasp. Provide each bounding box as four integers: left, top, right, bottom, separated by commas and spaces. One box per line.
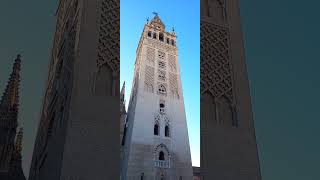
171, 39, 175, 46
159, 151, 165, 160
159, 33, 164, 41
154, 124, 159, 135
165, 125, 170, 137
147, 31, 151, 37
153, 33, 157, 39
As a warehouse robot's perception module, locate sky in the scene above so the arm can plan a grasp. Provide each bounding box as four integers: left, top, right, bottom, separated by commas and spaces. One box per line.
240, 1, 320, 179
120, 0, 200, 167
0, 0, 320, 179
0, 1, 57, 177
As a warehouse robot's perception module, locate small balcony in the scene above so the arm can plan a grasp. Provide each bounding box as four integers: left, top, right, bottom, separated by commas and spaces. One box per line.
154, 160, 170, 168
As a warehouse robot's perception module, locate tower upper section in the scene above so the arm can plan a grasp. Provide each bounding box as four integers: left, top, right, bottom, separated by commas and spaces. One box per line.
127, 13, 183, 103
136, 14, 177, 55
149, 13, 165, 31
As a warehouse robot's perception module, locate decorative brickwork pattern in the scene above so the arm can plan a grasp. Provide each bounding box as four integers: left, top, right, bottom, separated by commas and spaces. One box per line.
168, 54, 177, 72
200, 22, 233, 103
169, 73, 179, 99
96, 0, 120, 73
146, 39, 177, 55
146, 47, 155, 65
144, 65, 155, 93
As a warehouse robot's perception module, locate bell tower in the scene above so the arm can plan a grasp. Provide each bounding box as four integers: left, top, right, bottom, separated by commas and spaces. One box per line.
121, 14, 193, 180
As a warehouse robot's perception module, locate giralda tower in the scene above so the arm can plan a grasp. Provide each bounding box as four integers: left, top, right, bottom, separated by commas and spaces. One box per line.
121, 14, 193, 180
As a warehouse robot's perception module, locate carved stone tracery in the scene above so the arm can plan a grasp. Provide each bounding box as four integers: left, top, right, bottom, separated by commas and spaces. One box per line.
201, 22, 233, 102
144, 65, 155, 93
202, 0, 226, 23
146, 39, 177, 55
96, 0, 120, 73
147, 47, 155, 65
201, 20, 237, 126
169, 73, 179, 99
168, 54, 177, 72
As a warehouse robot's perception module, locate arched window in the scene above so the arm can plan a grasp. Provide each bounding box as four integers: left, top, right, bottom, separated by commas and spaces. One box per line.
159, 151, 165, 160
159, 33, 164, 41
158, 70, 166, 82
166, 38, 170, 44
154, 124, 159, 135
158, 84, 166, 94
147, 31, 151, 37
171, 39, 175, 46
160, 103, 165, 108
158, 61, 165, 69
165, 125, 170, 137
153, 33, 157, 39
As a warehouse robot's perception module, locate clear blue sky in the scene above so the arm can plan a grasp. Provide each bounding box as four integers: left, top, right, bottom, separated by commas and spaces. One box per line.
120, 0, 200, 167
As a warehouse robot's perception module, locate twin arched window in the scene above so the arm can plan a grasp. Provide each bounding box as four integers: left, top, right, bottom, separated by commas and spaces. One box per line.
158, 84, 166, 94
154, 123, 170, 137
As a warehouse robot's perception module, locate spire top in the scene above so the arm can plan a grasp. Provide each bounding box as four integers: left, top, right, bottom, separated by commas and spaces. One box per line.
0, 54, 22, 125
149, 12, 165, 31
1, 55, 21, 107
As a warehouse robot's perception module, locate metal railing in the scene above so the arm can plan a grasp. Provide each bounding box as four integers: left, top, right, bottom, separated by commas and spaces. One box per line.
154, 160, 170, 168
